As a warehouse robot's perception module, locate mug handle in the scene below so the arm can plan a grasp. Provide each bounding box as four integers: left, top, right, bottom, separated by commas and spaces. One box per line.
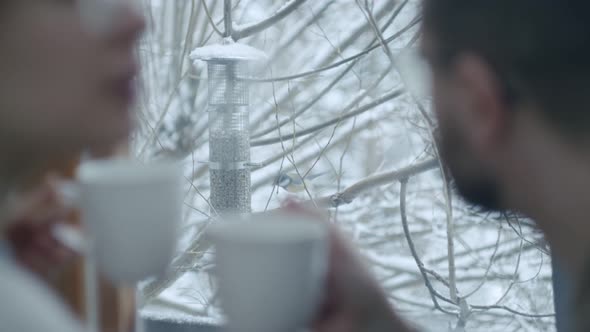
56, 181, 81, 209
53, 181, 100, 332
52, 181, 86, 255
51, 223, 87, 256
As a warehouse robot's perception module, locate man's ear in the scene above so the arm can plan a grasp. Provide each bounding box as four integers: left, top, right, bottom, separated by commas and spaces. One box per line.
453, 54, 509, 153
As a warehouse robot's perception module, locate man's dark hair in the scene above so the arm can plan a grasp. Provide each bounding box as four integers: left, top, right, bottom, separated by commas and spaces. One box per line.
423, 0, 590, 136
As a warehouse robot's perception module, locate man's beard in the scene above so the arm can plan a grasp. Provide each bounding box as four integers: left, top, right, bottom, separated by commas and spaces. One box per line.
436, 121, 503, 212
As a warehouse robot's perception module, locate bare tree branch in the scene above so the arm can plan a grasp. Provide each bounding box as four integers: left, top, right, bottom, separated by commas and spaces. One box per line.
305, 158, 438, 209
251, 88, 405, 146
470, 305, 554, 319
224, 0, 233, 37
246, 16, 421, 83
399, 178, 457, 315
444, 180, 459, 303
232, 0, 308, 40
251, 59, 358, 139
250, 117, 382, 190
250, 0, 409, 139
356, 0, 394, 62
251, 128, 319, 171
201, 0, 224, 36
266, 0, 336, 61
247, 1, 401, 133
141, 226, 212, 306
464, 224, 502, 298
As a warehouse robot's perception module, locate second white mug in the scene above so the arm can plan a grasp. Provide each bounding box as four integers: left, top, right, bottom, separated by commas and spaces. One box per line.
208, 213, 329, 332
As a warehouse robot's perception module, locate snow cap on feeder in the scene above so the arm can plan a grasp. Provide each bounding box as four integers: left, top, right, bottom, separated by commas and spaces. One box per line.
190, 40, 266, 106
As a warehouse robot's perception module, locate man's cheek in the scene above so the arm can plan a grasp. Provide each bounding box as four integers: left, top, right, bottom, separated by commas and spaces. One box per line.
431, 84, 449, 117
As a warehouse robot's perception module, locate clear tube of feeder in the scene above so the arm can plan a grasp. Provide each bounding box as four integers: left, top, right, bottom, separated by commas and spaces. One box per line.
207, 60, 251, 214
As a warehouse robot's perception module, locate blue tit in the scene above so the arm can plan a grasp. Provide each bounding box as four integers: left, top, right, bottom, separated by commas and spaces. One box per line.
274, 171, 328, 193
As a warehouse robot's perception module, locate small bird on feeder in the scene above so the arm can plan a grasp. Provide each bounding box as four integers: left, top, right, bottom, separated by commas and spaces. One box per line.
274, 171, 329, 193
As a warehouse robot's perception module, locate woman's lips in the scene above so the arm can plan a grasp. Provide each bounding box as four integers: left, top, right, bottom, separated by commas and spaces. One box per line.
108, 65, 139, 105
112, 77, 136, 104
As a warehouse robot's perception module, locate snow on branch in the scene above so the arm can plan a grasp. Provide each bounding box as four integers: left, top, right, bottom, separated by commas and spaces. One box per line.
309, 158, 439, 209
232, 0, 309, 40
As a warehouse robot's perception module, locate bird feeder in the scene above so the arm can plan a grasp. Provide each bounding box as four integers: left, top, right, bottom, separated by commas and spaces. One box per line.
190, 42, 267, 214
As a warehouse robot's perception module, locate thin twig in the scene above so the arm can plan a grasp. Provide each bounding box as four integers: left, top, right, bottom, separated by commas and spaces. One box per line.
250, 117, 384, 190
399, 178, 457, 315
249, 0, 409, 138
140, 222, 213, 306
251, 88, 405, 146
464, 224, 502, 298
223, 0, 233, 38
251, 57, 358, 139
334, 117, 358, 221
245, 16, 422, 83
470, 305, 554, 319
304, 158, 439, 209
201, 0, 224, 36
494, 219, 525, 305
444, 180, 459, 303
232, 0, 308, 40
251, 131, 320, 171
138, 71, 189, 158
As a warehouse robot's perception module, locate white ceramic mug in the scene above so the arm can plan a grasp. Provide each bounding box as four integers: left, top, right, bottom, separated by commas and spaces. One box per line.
58, 158, 183, 283
208, 214, 329, 332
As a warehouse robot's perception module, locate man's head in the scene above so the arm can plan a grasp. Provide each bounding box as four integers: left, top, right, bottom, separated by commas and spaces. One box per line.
421, 0, 590, 211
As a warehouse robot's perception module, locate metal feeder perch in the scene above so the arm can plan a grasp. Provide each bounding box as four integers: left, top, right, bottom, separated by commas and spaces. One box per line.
190, 42, 267, 214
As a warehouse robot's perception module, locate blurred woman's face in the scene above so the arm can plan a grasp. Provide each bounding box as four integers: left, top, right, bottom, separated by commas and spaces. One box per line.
0, 0, 145, 157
